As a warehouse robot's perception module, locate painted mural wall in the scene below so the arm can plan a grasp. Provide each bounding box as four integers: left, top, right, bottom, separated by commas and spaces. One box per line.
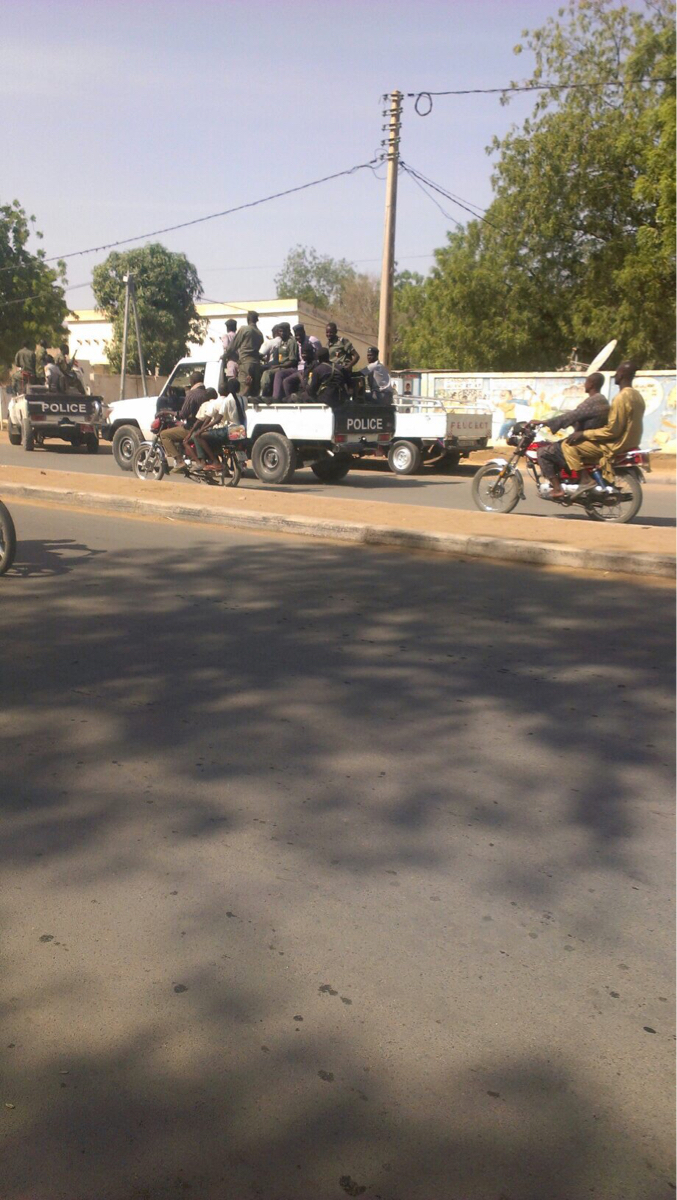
391, 371, 676, 452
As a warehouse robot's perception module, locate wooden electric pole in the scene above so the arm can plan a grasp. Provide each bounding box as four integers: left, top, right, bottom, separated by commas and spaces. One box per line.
377, 90, 403, 368
119, 273, 147, 400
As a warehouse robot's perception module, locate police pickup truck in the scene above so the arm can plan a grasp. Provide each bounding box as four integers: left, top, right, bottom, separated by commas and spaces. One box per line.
8, 387, 103, 453
101, 355, 394, 484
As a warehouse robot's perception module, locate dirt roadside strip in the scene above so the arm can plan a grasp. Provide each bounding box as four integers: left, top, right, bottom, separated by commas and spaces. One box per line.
1, 464, 674, 579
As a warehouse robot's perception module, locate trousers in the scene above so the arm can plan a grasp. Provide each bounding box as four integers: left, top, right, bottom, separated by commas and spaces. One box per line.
537, 441, 566, 482
160, 426, 189, 463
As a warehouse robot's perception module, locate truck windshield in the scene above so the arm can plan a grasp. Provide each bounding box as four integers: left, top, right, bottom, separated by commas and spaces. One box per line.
162, 362, 207, 401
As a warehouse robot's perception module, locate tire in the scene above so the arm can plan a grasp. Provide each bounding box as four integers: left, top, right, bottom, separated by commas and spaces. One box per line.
311, 455, 353, 483
221, 449, 243, 488
112, 424, 141, 471
85, 433, 99, 454
21, 418, 34, 451
471, 462, 521, 513
251, 432, 296, 484
133, 442, 167, 482
0, 501, 17, 576
585, 471, 643, 524
8, 423, 21, 446
388, 440, 423, 475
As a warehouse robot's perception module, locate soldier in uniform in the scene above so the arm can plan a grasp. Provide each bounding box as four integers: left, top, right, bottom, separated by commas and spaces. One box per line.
54, 342, 85, 394
325, 323, 360, 371
224, 311, 264, 397
14, 340, 36, 389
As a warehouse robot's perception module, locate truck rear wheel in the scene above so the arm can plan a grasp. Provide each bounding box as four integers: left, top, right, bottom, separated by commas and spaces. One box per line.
85, 433, 99, 454
21, 418, 34, 451
112, 424, 141, 471
8, 423, 21, 446
435, 450, 462, 473
311, 455, 353, 482
251, 433, 296, 484
388, 440, 422, 475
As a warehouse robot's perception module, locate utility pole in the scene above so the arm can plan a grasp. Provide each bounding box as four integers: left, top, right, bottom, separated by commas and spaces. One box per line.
119, 274, 131, 401
377, 90, 403, 369
119, 273, 147, 399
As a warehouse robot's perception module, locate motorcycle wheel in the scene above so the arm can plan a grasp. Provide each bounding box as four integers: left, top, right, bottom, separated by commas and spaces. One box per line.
585, 471, 642, 523
133, 442, 167, 482
0, 501, 17, 576
221, 449, 243, 488
471, 463, 521, 514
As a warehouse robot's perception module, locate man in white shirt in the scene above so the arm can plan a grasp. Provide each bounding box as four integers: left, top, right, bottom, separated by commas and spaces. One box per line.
364, 346, 394, 404
192, 380, 247, 469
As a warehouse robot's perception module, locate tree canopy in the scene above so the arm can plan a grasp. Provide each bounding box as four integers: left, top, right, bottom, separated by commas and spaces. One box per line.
0, 200, 68, 374
92, 243, 205, 375
274, 245, 356, 311
401, 0, 676, 371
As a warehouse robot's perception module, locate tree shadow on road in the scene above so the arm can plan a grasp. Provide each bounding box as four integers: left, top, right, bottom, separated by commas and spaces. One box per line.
0, 529, 674, 1199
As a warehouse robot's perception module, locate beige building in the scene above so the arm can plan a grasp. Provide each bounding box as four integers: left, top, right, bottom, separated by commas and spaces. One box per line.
66, 297, 376, 372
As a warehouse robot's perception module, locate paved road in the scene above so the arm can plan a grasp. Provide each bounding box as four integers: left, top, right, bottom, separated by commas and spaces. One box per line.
2, 437, 674, 525
1, 503, 674, 1200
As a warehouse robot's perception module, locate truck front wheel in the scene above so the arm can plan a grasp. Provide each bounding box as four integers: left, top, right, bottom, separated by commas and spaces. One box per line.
388, 440, 422, 475
251, 433, 297, 484
21, 418, 35, 451
112, 425, 141, 471
311, 455, 353, 483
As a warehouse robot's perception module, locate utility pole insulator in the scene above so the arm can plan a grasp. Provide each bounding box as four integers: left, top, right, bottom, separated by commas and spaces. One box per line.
378, 90, 403, 370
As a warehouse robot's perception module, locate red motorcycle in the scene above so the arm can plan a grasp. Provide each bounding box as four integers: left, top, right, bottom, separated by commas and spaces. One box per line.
472, 421, 647, 523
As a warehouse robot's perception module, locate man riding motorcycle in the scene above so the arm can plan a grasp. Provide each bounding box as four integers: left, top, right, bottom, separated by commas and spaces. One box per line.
563, 361, 645, 487
537, 371, 609, 498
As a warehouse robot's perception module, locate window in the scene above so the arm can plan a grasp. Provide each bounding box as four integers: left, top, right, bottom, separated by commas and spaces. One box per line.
162, 362, 207, 401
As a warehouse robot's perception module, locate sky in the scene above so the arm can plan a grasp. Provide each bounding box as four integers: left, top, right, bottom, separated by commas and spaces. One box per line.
3, 0, 567, 311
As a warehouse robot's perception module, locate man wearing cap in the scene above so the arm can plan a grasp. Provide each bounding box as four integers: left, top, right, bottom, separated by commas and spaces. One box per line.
224, 310, 264, 396
364, 345, 393, 404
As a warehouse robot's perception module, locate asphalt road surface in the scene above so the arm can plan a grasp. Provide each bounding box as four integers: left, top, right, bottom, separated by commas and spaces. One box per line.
2, 437, 674, 524
1, 503, 674, 1200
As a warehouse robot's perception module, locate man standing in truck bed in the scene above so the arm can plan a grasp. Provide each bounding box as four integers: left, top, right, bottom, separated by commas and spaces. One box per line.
224, 311, 264, 397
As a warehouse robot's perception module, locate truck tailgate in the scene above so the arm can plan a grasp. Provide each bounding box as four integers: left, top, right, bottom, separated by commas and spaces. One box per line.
27, 395, 102, 424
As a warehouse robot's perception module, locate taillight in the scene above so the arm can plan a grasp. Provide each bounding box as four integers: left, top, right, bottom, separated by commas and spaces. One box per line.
335, 434, 347, 443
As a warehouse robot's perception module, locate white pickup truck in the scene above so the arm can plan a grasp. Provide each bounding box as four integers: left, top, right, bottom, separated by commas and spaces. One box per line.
386, 400, 492, 475
101, 355, 395, 484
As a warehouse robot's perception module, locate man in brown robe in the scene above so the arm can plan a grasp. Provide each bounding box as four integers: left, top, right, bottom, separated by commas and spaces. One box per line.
563, 361, 645, 485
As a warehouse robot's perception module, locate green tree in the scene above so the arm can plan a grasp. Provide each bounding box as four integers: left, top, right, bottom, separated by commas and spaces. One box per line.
403, 0, 676, 370
92, 243, 206, 375
275, 245, 356, 310
392, 270, 426, 368
0, 200, 68, 374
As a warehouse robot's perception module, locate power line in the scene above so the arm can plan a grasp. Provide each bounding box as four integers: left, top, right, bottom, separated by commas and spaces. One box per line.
405, 76, 676, 115
0, 159, 379, 275
401, 162, 507, 234
401, 167, 464, 230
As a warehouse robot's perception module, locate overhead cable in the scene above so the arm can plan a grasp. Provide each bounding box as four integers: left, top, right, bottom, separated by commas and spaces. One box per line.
405, 75, 676, 115
0, 159, 379, 274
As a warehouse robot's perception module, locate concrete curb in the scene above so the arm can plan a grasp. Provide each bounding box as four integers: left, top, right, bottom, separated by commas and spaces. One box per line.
3, 480, 675, 579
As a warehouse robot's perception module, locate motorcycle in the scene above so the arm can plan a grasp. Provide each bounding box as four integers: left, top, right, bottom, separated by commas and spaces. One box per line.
132, 411, 246, 488
471, 421, 647, 523
0, 500, 17, 575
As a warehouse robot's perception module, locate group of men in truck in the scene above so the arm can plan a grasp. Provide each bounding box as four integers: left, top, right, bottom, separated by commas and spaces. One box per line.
218, 310, 393, 406
10, 339, 85, 394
